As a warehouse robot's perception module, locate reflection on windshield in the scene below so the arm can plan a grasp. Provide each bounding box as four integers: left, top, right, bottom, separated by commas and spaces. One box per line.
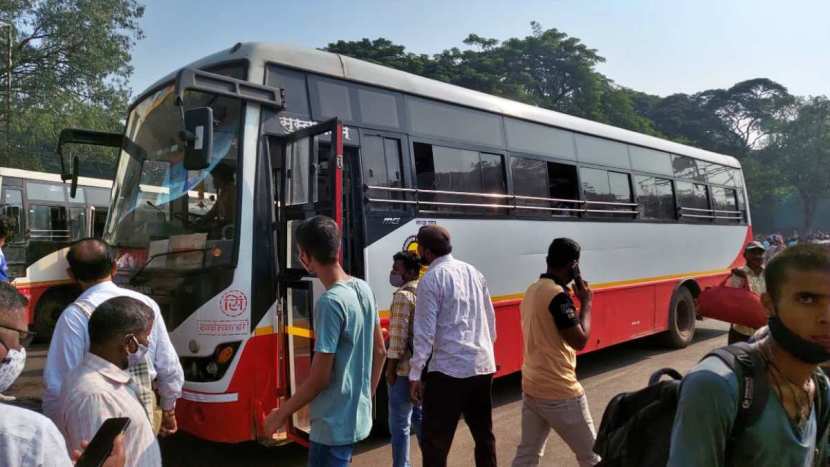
106, 85, 242, 269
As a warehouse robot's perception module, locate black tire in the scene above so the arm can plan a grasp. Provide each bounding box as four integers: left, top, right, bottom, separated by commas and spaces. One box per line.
372, 378, 390, 437
33, 287, 79, 343
661, 286, 697, 348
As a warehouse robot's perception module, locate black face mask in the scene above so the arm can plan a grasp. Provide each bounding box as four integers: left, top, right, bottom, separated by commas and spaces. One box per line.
767, 315, 830, 364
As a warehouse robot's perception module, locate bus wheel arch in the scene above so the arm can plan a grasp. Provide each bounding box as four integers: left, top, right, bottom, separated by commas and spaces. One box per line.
33, 285, 81, 343
661, 281, 698, 348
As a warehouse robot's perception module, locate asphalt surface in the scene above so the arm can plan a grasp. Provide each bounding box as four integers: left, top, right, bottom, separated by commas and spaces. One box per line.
5, 319, 730, 467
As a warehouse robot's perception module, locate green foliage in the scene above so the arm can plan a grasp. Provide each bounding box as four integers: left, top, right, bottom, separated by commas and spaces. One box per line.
761, 97, 830, 230
0, 0, 144, 177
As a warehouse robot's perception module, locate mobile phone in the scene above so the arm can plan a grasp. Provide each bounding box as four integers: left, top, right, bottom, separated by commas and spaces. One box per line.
75, 417, 131, 467
572, 264, 582, 284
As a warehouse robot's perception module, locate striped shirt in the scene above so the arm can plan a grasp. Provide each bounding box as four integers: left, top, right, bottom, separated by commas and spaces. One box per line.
387, 280, 418, 376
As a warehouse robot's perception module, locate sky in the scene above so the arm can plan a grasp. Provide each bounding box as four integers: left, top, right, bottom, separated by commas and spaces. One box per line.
128, 0, 830, 99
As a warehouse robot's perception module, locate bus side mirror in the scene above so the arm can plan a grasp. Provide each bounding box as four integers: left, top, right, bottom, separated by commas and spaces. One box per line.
70, 155, 80, 199
181, 107, 213, 171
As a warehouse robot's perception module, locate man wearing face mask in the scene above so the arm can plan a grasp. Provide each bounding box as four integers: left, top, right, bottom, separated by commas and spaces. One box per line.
385, 250, 423, 467
44, 238, 183, 435
0, 282, 125, 467
58, 296, 161, 467
263, 216, 386, 466
409, 225, 498, 467
669, 244, 830, 466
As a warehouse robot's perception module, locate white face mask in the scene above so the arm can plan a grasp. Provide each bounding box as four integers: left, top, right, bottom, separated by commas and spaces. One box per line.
128, 336, 150, 366
0, 347, 26, 393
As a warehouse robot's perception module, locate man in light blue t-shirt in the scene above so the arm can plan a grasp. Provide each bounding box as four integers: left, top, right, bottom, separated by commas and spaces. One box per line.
669, 244, 830, 467
265, 216, 386, 466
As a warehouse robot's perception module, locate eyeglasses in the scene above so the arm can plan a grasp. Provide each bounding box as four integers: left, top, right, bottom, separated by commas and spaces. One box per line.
0, 324, 36, 348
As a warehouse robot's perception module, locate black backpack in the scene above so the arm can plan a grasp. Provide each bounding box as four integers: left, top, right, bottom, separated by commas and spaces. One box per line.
593, 342, 830, 467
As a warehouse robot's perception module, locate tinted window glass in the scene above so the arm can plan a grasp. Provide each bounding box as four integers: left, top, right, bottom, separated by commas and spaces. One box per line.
711, 187, 738, 211
362, 135, 403, 204
634, 176, 676, 220
676, 181, 711, 221
629, 146, 673, 176
28, 205, 69, 240
581, 168, 633, 217
609, 172, 632, 203
504, 118, 576, 160
711, 187, 742, 223
26, 182, 65, 203
358, 87, 400, 128
671, 155, 705, 181
511, 157, 548, 198
480, 153, 506, 194
267, 66, 310, 116
408, 97, 504, 147
706, 164, 737, 186
414, 142, 506, 212
314, 77, 353, 121
575, 134, 630, 169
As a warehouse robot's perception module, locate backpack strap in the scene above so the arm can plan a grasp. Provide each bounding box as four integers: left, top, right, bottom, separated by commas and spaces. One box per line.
811, 369, 830, 464
703, 342, 769, 438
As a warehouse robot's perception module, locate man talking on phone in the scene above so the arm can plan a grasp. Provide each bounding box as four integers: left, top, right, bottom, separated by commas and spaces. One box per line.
511, 238, 600, 466
0, 282, 125, 467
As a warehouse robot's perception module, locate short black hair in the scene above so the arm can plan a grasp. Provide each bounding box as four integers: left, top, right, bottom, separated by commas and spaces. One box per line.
765, 243, 830, 302
417, 225, 452, 257
0, 216, 13, 240
295, 216, 341, 265
88, 296, 150, 347
393, 250, 421, 275
66, 238, 116, 282
546, 238, 581, 269
0, 282, 28, 322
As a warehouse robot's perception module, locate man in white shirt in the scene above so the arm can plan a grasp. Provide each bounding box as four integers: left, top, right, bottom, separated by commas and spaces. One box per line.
43, 238, 184, 435
58, 296, 162, 467
0, 281, 125, 467
408, 225, 498, 467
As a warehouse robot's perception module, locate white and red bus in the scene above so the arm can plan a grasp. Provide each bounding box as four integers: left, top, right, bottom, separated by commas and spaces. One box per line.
0, 168, 112, 339
43, 43, 750, 445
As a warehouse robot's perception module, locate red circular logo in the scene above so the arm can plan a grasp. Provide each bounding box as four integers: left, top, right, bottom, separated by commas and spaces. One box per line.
219, 290, 248, 317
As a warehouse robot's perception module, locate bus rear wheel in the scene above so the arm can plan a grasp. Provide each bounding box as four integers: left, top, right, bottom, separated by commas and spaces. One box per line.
33, 287, 80, 343
661, 286, 696, 348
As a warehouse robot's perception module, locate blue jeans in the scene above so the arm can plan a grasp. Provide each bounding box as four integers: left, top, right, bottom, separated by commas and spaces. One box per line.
309, 442, 354, 467
388, 376, 423, 467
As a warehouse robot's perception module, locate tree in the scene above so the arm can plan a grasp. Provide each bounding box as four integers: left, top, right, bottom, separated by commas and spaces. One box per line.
700, 78, 795, 157
0, 0, 144, 176
762, 96, 830, 231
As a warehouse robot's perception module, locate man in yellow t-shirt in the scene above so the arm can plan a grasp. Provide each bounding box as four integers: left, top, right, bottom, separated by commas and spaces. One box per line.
511, 238, 600, 467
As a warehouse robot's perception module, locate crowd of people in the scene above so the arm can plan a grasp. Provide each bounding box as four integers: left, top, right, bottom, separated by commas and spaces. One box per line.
0, 238, 183, 467
1, 214, 830, 466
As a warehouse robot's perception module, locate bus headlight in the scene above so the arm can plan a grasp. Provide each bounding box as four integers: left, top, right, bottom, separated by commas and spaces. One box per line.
180, 341, 241, 382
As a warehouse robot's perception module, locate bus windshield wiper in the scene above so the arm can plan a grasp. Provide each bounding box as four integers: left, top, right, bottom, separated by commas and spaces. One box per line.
129, 248, 209, 285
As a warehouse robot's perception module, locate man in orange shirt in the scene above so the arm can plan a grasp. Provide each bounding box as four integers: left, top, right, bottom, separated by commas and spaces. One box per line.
512, 238, 600, 467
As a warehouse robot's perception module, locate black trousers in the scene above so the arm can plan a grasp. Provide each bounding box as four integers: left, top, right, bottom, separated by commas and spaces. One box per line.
421, 371, 497, 467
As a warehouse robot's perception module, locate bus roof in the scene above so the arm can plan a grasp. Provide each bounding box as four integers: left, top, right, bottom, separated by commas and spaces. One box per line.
0, 167, 112, 188
143, 42, 741, 169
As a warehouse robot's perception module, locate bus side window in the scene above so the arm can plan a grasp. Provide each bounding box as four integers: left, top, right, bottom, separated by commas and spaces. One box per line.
2, 189, 24, 242
361, 134, 404, 207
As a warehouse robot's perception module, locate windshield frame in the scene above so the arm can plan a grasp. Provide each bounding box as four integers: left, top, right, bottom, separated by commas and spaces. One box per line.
106, 61, 250, 271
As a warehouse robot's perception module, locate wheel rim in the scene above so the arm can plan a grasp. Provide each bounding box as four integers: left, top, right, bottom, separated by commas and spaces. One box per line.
676, 299, 694, 340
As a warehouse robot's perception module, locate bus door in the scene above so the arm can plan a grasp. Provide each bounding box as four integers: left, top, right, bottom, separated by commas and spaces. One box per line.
272, 118, 343, 440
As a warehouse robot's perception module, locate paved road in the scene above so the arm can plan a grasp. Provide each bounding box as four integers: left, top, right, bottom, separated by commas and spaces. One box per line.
5, 319, 730, 466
